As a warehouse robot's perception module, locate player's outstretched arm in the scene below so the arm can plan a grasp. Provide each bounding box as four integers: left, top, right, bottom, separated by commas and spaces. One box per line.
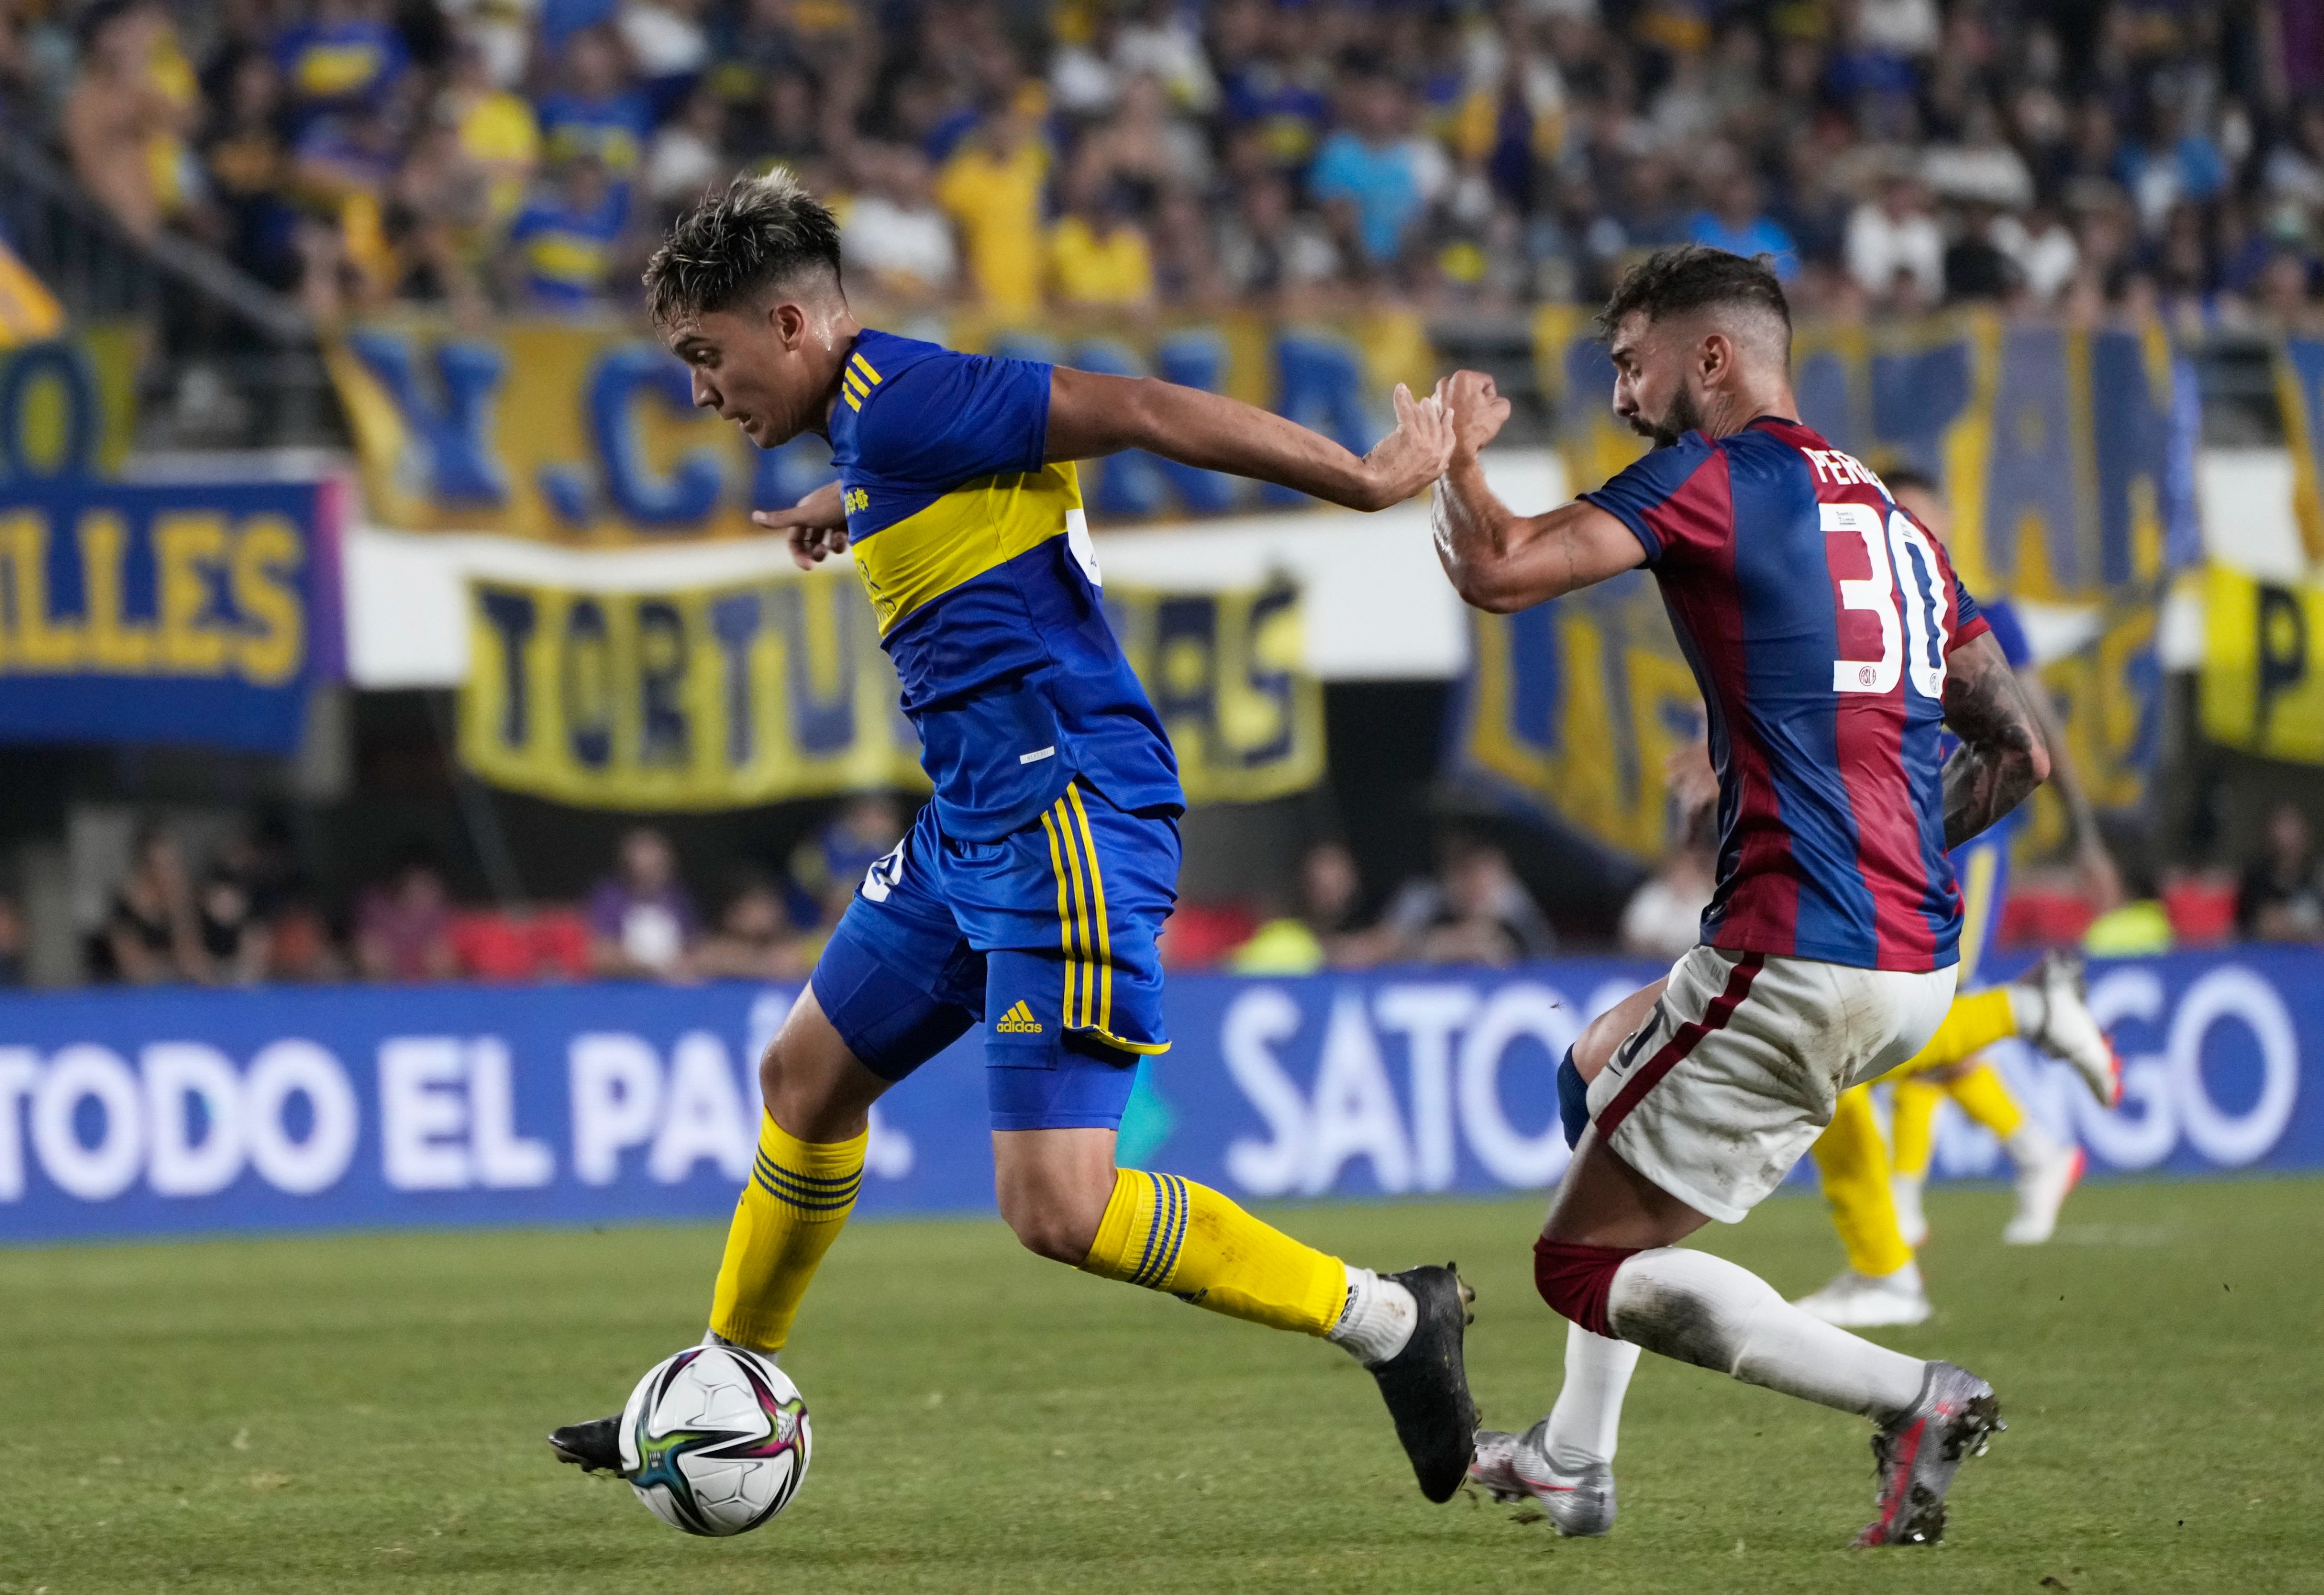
1043, 367, 1451, 511
1940, 630, 2052, 849
1430, 371, 1644, 613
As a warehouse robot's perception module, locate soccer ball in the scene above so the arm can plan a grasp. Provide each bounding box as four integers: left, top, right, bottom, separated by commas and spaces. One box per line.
619, 1344, 812, 1536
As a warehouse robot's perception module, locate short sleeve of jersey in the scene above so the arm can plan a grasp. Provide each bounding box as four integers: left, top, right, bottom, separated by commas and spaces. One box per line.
1977, 594, 2030, 668
849, 343, 1050, 487
1577, 434, 1725, 567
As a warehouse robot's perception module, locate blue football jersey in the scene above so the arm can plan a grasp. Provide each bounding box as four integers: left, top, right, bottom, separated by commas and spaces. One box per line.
827, 329, 1182, 840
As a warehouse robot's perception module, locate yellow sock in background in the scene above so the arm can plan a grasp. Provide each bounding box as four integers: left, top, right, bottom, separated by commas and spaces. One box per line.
1888, 990, 2022, 1177
708, 1116, 866, 1352
1809, 1087, 1914, 1277
1945, 1060, 2027, 1141
1080, 1168, 1347, 1335
1908, 989, 2017, 1071
1891, 1075, 1944, 1179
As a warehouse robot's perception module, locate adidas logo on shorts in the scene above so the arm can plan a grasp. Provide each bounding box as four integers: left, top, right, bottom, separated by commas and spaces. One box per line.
995, 1001, 1043, 1034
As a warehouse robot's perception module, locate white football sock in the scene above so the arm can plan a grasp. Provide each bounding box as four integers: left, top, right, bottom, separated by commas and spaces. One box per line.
1543, 1322, 1642, 1471
1327, 1265, 1417, 1366
2003, 1120, 2062, 1171
1606, 1247, 1925, 1423
2006, 983, 2048, 1041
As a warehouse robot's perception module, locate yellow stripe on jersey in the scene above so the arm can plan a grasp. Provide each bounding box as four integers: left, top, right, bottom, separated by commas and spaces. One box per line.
843, 387, 862, 411
848, 464, 1081, 633
850, 351, 883, 386
843, 367, 868, 400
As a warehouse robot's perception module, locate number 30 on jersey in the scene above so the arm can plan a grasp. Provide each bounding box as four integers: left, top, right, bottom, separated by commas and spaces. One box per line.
1822, 501, 1951, 700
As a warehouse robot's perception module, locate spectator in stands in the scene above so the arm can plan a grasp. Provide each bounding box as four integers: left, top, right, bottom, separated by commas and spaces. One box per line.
197, 859, 269, 985
1994, 196, 2081, 304
1050, 158, 1155, 310
1845, 165, 1945, 308
271, 0, 408, 139
203, 49, 300, 289
1686, 150, 1799, 282
1308, 62, 1442, 271
589, 825, 699, 979
1944, 201, 2023, 304
1371, 831, 1554, 967
788, 794, 903, 930
933, 88, 1048, 317
65, 0, 201, 241
643, 82, 726, 212
96, 825, 206, 984
695, 869, 811, 979
1226, 839, 1366, 974
536, 24, 652, 196
1620, 815, 1716, 963
839, 142, 956, 304
0, 890, 25, 986
503, 151, 625, 310
1216, 166, 1340, 304
441, 31, 540, 232
2237, 802, 2324, 942
617, 0, 711, 114
353, 846, 459, 982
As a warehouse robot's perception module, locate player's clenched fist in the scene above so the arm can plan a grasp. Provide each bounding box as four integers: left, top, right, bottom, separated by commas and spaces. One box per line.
1434, 370, 1512, 460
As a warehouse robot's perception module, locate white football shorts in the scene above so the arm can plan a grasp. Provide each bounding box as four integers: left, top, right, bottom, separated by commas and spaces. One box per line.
1585, 944, 1956, 1223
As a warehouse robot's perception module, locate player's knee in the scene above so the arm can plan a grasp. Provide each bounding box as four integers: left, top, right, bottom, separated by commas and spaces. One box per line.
998, 1189, 1101, 1265
1534, 1239, 1640, 1337
757, 1037, 859, 1143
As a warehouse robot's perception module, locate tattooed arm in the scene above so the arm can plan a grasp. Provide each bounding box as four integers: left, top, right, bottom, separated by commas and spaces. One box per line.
1940, 629, 2051, 849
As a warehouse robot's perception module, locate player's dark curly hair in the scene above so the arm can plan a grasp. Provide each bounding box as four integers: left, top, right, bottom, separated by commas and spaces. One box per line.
1596, 246, 1791, 346
643, 169, 844, 329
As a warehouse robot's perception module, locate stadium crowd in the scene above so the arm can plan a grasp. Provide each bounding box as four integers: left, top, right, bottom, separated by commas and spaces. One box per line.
0, 792, 2307, 987
0, 0, 2319, 326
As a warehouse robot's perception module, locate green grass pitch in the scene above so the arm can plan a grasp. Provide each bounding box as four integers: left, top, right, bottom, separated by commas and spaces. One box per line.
4, 1177, 2322, 1594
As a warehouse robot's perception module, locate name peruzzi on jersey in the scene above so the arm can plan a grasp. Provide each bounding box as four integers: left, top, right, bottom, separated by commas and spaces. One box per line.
1799, 445, 1890, 495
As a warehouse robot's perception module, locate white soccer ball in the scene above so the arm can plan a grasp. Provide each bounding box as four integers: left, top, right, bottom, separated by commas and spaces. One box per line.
618, 1344, 812, 1536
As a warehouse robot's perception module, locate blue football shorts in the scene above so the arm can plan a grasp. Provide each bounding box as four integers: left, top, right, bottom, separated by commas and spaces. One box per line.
809, 778, 1178, 1132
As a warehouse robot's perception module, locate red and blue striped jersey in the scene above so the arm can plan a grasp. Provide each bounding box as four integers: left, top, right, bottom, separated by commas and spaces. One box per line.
1582, 416, 1992, 972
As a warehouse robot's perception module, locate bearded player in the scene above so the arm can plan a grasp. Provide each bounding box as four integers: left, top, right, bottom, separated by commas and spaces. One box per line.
545, 172, 1481, 1501
1434, 246, 2045, 1547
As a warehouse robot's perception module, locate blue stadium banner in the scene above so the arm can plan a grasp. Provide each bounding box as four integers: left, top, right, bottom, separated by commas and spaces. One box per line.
326, 312, 1435, 543
2269, 335, 2324, 570
1, 949, 2315, 1243
0, 477, 344, 753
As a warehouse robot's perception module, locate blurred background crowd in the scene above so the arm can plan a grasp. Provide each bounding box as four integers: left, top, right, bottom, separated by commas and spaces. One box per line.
5, 0, 2324, 326
1, 781, 2312, 990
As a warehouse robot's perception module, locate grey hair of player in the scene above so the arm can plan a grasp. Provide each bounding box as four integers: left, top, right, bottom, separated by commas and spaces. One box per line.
643, 168, 844, 331
1595, 245, 1792, 365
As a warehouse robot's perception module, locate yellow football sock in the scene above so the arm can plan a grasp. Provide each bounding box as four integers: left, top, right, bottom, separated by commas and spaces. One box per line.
1809, 1086, 1914, 1277
1885, 990, 2019, 1177
1079, 1168, 1348, 1335
707, 1115, 866, 1353
1891, 1075, 1943, 1179
1946, 1059, 2027, 1141
1906, 988, 2017, 1071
